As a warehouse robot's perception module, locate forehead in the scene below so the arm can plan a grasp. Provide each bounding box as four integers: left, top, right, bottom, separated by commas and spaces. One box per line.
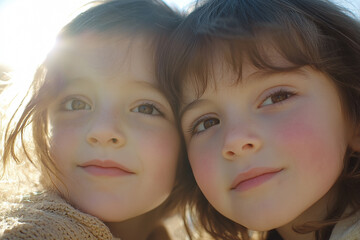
50, 32, 155, 84
182, 46, 295, 100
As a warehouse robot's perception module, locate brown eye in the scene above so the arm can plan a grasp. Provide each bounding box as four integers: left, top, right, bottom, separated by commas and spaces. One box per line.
138, 105, 155, 114
203, 118, 220, 129
64, 99, 91, 111
71, 100, 86, 109
271, 93, 291, 103
261, 90, 295, 107
132, 103, 161, 115
193, 117, 220, 134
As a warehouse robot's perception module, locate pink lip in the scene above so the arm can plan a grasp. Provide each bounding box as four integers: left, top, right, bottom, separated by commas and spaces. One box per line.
231, 167, 283, 192
79, 159, 135, 177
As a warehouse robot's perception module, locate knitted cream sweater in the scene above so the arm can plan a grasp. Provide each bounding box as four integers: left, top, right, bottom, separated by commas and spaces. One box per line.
0, 191, 120, 240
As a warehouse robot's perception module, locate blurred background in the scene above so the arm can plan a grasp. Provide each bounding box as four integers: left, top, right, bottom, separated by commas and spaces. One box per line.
0, 0, 359, 81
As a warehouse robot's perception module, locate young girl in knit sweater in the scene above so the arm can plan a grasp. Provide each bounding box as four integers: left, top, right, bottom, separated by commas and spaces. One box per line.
0, 1, 186, 239
158, 0, 360, 239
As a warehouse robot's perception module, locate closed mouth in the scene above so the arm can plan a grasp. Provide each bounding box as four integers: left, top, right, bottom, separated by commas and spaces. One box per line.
231, 167, 283, 191
79, 159, 135, 176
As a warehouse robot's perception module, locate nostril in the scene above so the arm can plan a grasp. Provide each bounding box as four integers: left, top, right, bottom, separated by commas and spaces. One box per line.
242, 143, 253, 150
89, 138, 98, 144
227, 151, 235, 157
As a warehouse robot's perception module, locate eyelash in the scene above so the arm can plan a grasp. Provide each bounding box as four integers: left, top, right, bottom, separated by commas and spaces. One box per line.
59, 96, 164, 117
131, 102, 164, 116
185, 89, 296, 136
259, 88, 297, 107
187, 114, 219, 136
60, 97, 92, 111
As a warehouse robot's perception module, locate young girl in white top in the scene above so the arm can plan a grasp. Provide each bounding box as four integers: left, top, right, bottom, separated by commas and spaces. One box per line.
0, 1, 186, 239
158, 0, 360, 239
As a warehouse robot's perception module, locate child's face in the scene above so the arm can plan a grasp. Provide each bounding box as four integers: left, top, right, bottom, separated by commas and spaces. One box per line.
180, 59, 352, 230
48, 33, 180, 222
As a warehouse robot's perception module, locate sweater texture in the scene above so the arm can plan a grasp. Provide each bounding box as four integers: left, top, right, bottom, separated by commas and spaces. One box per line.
0, 191, 120, 240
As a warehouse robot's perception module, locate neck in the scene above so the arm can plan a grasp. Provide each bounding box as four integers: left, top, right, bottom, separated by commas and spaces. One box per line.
104, 206, 169, 240
276, 187, 338, 240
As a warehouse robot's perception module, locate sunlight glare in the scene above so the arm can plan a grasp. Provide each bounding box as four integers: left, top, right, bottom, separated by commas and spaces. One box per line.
0, 0, 357, 87
0, 0, 90, 82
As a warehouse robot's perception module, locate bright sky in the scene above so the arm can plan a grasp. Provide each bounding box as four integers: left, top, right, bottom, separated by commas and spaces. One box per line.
0, 0, 359, 74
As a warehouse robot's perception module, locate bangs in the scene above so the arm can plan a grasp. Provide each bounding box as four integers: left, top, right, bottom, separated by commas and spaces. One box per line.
168, 0, 359, 101
184, 19, 326, 98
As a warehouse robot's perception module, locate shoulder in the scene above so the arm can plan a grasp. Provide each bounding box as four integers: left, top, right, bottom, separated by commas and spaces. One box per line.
330, 210, 360, 240
0, 191, 114, 240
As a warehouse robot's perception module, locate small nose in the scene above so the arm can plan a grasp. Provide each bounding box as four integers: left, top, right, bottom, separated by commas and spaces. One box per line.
86, 121, 126, 148
87, 134, 126, 148
222, 129, 262, 160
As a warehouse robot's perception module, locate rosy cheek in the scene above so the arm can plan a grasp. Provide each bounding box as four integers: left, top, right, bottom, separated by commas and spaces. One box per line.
50, 124, 82, 161
188, 145, 220, 197
138, 128, 180, 177
146, 129, 178, 157
273, 108, 343, 175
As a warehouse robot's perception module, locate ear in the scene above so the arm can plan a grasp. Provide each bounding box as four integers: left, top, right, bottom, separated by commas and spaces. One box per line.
348, 125, 360, 152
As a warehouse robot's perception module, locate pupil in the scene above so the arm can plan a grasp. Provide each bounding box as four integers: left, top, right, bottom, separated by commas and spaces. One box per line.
72, 100, 85, 109
139, 105, 153, 114
272, 93, 288, 103
204, 118, 219, 129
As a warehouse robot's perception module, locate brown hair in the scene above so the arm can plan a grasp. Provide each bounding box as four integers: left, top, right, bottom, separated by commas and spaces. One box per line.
1, 0, 185, 215
157, 0, 360, 239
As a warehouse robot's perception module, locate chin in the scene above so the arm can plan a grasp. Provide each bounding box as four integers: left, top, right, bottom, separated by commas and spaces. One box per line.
80, 205, 129, 222
241, 221, 278, 232
234, 213, 287, 232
